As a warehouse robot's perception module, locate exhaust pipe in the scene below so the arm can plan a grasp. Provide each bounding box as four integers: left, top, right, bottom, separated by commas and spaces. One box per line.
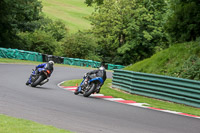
40, 79, 49, 85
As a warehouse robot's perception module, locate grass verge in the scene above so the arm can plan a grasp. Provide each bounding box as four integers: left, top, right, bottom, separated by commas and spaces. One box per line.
0, 58, 44, 65
62, 79, 200, 116
124, 41, 200, 80
0, 114, 72, 133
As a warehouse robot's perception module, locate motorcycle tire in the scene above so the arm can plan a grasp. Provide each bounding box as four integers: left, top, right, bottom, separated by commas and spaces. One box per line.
25, 80, 29, 85
74, 87, 79, 95
31, 75, 44, 87
83, 82, 96, 97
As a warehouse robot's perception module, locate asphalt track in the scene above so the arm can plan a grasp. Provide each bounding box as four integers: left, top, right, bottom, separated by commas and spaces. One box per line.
0, 63, 199, 133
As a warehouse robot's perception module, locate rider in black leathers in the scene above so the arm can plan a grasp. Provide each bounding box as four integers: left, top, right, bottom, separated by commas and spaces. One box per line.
85, 66, 107, 93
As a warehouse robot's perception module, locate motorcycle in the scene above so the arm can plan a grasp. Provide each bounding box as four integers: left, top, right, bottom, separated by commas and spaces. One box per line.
74, 74, 104, 97
26, 68, 51, 87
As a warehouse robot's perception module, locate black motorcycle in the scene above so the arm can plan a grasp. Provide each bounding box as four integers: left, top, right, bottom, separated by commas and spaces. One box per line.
74, 74, 104, 97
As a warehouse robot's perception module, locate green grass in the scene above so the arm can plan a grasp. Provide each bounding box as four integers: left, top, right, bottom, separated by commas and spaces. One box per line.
0, 58, 44, 65
0, 114, 72, 133
62, 79, 200, 116
41, 0, 94, 33
124, 41, 200, 76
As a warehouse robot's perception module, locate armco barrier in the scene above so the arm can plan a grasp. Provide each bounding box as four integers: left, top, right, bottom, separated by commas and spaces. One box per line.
112, 69, 200, 108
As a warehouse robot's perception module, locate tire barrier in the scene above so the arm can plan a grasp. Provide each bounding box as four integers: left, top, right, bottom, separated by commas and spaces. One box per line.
0, 47, 125, 70
112, 69, 200, 108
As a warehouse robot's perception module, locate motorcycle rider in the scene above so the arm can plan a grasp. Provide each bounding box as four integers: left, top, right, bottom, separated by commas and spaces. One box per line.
84, 66, 107, 93
26, 60, 54, 85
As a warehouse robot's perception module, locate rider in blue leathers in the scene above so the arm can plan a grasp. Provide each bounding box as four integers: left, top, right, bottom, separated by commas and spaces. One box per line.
26, 61, 54, 85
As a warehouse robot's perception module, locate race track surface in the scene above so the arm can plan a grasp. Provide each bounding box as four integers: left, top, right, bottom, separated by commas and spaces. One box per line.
0, 64, 199, 133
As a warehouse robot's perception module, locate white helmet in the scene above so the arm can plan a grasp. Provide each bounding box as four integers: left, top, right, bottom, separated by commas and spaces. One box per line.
99, 66, 105, 71
48, 60, 54, 65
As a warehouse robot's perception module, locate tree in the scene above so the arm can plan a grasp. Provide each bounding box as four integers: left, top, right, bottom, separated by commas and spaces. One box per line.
85, 0, 104, 6
63, 31, 100, 61
165, 0, 200, 43
89, 0, 168, 65
18, 30, 58, 55
0, 0, 43, 48
40, 18, 68, 41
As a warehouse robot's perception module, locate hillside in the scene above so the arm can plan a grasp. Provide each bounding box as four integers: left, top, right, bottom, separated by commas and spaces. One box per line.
124, 41, 200, 81
41, 0, 93, 33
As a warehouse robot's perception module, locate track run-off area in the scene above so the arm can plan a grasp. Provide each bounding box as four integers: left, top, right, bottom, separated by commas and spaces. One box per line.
0, 63, 199, 133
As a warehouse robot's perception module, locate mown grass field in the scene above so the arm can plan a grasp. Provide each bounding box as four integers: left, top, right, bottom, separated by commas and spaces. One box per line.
41, 0, 93, 33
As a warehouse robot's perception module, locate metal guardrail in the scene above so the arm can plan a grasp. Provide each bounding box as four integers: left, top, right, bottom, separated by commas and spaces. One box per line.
112, 69, 200, 108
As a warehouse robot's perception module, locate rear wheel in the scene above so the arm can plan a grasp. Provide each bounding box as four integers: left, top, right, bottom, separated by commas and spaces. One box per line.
31, 76, 44, 87
83, 83, 96, 97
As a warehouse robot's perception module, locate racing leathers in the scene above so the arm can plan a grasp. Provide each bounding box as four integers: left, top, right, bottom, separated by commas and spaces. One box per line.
86, 69, 107, 92
26, 63, 54, 85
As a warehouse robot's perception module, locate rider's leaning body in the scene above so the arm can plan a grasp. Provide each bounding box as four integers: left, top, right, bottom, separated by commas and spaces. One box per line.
85, 66, 107, 92
35, 61, 54, 76
26, 61, 54, 85
87, 68, 106, 82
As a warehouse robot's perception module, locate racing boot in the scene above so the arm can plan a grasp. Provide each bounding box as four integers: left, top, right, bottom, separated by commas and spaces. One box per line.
96, 85, 101, 93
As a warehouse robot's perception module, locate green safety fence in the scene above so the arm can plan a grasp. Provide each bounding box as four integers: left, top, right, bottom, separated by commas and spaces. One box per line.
108, 64, 125, 70
0, 47, 125, 69
64, 57, 104, 68
0, 48, 43, 62
63, 58, 124, 69
112, 69, 200, 108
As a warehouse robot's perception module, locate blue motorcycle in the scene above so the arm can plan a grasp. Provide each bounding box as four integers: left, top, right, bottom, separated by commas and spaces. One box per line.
74, 74, 104, 97
26, 68, 51, 87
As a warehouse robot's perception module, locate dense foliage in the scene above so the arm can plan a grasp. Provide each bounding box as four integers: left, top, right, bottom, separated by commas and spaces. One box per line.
62, 31, 100, 61
165, 0, 200, 43
85, 0, 104, 6
89, 0, 168, 65
17, 30, 58, 55
124, 41, 200, 80
0, 0, 42, 48
0, 0, 68, 55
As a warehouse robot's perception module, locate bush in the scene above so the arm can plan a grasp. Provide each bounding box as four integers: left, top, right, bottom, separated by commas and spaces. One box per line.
175, 55, 200, 80
39, 18, 68, 41
63, 31, 100, 61
18, 30, 58, 55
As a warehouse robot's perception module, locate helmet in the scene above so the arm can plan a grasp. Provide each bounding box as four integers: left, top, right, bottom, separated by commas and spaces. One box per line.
48, 60, 54, 65
99, 66, 105, 71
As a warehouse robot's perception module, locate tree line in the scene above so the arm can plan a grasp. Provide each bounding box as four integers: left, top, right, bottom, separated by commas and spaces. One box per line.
0, 0, 199, 65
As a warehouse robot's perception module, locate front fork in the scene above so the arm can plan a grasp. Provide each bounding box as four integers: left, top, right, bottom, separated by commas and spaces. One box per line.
28, 70, 36, 83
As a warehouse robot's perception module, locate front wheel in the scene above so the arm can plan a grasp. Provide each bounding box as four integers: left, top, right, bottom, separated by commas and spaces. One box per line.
74, 87, 79, 95
31, 76, 44, 87
83, 83, 96, 97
